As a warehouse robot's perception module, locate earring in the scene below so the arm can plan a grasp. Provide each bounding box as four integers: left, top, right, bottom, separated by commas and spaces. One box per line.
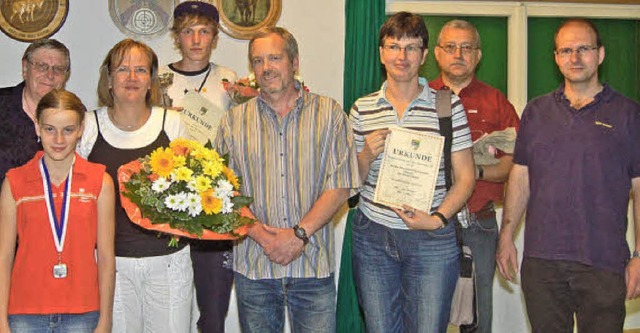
37, 136, 41, 143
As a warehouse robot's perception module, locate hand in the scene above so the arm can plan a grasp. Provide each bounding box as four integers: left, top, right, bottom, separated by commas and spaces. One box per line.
93, 319, 111, 333
165, 106, 184, 112
626, 257, 640, 299
392, 205, 445, 230
496, 234, 519, 281
361, 129, 391, 165
261, 225, 305, 266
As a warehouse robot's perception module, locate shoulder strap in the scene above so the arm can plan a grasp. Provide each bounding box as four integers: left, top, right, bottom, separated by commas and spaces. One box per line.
436, 88, 453, 190
93, 109, 101, 132
436, 88, 465, 248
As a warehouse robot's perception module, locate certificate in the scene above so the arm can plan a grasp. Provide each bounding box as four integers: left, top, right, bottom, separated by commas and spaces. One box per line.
374, 126, 444, 212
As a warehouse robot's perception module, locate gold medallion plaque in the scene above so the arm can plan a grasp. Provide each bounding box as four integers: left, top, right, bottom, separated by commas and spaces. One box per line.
0, 0, 68, 42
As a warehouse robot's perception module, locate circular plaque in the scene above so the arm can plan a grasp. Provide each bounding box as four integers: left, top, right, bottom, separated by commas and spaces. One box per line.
109, 0, 178, 40
214, 0, 281, 40
0, 0, 69, 42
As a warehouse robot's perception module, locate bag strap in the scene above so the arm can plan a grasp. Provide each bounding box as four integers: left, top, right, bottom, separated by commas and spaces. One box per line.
436, 88, 463, 248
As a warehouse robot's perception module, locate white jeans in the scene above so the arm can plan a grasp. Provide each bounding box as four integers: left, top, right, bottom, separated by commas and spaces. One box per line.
112, 246, 194, 333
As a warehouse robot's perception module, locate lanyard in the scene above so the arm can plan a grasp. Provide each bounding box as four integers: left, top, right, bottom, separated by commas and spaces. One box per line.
196, 65, 212, 93
39, 157, 74, 254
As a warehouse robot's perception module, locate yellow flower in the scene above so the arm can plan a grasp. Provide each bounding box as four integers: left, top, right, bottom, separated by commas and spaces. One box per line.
173, 166, 194, 182
202, 160, 223, 178
223, 166, 240, 190
195, 175, 213, 193
173, 155, 186, 168
149, 147, 175, 178
170, 138, 193, 157
201, 189, 222, 214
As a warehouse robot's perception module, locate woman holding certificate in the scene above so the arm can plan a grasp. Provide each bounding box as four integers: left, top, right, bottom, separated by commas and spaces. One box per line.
349, 12, 476, 333
0, 89, 115, 333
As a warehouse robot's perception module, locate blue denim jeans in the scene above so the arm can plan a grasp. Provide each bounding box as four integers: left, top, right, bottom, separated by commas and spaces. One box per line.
8, 311, 99, 333
351, 209, 460, 333
459, 214, 498, 333
234, 272, 336, 333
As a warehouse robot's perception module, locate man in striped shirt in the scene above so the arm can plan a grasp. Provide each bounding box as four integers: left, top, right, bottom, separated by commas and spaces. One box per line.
215, 27, 359, 332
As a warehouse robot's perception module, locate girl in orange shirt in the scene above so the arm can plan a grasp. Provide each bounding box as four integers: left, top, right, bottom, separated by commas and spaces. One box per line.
0, 89, 115, 333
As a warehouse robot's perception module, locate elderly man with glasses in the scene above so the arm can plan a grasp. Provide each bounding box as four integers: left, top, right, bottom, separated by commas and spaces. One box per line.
429, 20, 520, 333
0, 38, 70, 184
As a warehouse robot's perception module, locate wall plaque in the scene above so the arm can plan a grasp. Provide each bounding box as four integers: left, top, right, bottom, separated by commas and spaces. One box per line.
109, 0, 178, 40
0, 0, 69, 42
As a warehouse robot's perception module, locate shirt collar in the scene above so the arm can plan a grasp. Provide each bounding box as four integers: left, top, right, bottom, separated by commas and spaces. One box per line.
25, 151, 88, 184
377, 77, 432, 104
257, 80, 306, 117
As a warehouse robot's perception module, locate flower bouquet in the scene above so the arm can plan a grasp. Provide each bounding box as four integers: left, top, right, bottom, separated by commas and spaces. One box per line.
222, 74, 259, 106
118, 138, 255, 246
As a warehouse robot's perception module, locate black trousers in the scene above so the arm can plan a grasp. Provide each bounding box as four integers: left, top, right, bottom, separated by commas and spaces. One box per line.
190, 240, 234, 333
521, 256, 626, 333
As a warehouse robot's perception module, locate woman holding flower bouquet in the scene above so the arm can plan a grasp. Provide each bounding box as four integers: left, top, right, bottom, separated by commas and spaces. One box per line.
0, 89, 115, 333
77, 39, 193, 333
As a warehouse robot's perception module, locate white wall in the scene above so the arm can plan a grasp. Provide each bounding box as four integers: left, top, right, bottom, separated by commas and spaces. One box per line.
0, 0, 346, 110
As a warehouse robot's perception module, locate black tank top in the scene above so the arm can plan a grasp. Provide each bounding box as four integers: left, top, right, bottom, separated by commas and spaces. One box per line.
88, 109, 186, 257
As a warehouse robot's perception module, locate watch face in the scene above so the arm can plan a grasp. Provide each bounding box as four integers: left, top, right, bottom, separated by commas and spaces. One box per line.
294, 226, 305, 238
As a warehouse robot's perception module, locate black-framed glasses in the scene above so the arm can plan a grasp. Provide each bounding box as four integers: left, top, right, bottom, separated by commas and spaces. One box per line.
383, 44, 424, 56
28, 60, 68, 76
555, 45, 599, 57
437, 44, 479, 55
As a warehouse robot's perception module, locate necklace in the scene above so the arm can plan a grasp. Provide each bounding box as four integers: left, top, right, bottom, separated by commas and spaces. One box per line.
108, 108, 148, 131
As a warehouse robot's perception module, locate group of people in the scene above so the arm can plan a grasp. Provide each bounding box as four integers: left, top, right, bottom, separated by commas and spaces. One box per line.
0, 3, 638, 333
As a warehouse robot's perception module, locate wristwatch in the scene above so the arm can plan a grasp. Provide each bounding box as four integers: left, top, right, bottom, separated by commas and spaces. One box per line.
431, 211, 449, 229
632, 251, 640, 259
293, 225, 309, 245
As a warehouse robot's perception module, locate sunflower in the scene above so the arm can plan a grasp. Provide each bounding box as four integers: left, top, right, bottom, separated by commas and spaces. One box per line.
200, 189, 223, 215
149, 147, 175, 178
222, 166, 240, 190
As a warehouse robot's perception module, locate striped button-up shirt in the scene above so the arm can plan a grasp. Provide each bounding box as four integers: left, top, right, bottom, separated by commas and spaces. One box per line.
215, 87, 360, 279
349, 78, 472, 229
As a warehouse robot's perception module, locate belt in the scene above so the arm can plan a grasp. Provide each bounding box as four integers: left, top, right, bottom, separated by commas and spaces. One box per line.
470, 203, 496, 221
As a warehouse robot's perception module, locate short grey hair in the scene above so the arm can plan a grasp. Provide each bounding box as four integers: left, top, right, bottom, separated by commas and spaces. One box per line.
22, 39, 71, 69
438, 20, 481, 49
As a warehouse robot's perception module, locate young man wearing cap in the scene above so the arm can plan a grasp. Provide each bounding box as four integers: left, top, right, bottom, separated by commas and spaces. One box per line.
159, 2, 237, 332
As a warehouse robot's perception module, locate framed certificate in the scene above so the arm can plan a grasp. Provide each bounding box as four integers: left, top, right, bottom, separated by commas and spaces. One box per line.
374, 126, 444, 212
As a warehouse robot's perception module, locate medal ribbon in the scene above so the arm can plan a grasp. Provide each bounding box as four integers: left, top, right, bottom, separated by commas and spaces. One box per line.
39, 157, 74, 254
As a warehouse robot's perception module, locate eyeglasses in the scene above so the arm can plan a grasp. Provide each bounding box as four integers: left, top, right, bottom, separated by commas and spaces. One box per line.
113, 66, 150, 77
383, 44, 424, 56
555, 46, 599, 57
28, 61, 68, 76
437, 44, 479, 55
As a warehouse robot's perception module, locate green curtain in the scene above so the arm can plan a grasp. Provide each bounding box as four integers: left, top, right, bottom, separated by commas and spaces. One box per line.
337, 1, 385, 332
528, 18, 639, 102
341, 0, 386, 113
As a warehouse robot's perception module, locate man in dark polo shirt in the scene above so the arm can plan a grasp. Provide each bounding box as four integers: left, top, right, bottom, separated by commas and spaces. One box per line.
0, 39, 70, 184
430, 20, 519, 333
497, 18, 640, 332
